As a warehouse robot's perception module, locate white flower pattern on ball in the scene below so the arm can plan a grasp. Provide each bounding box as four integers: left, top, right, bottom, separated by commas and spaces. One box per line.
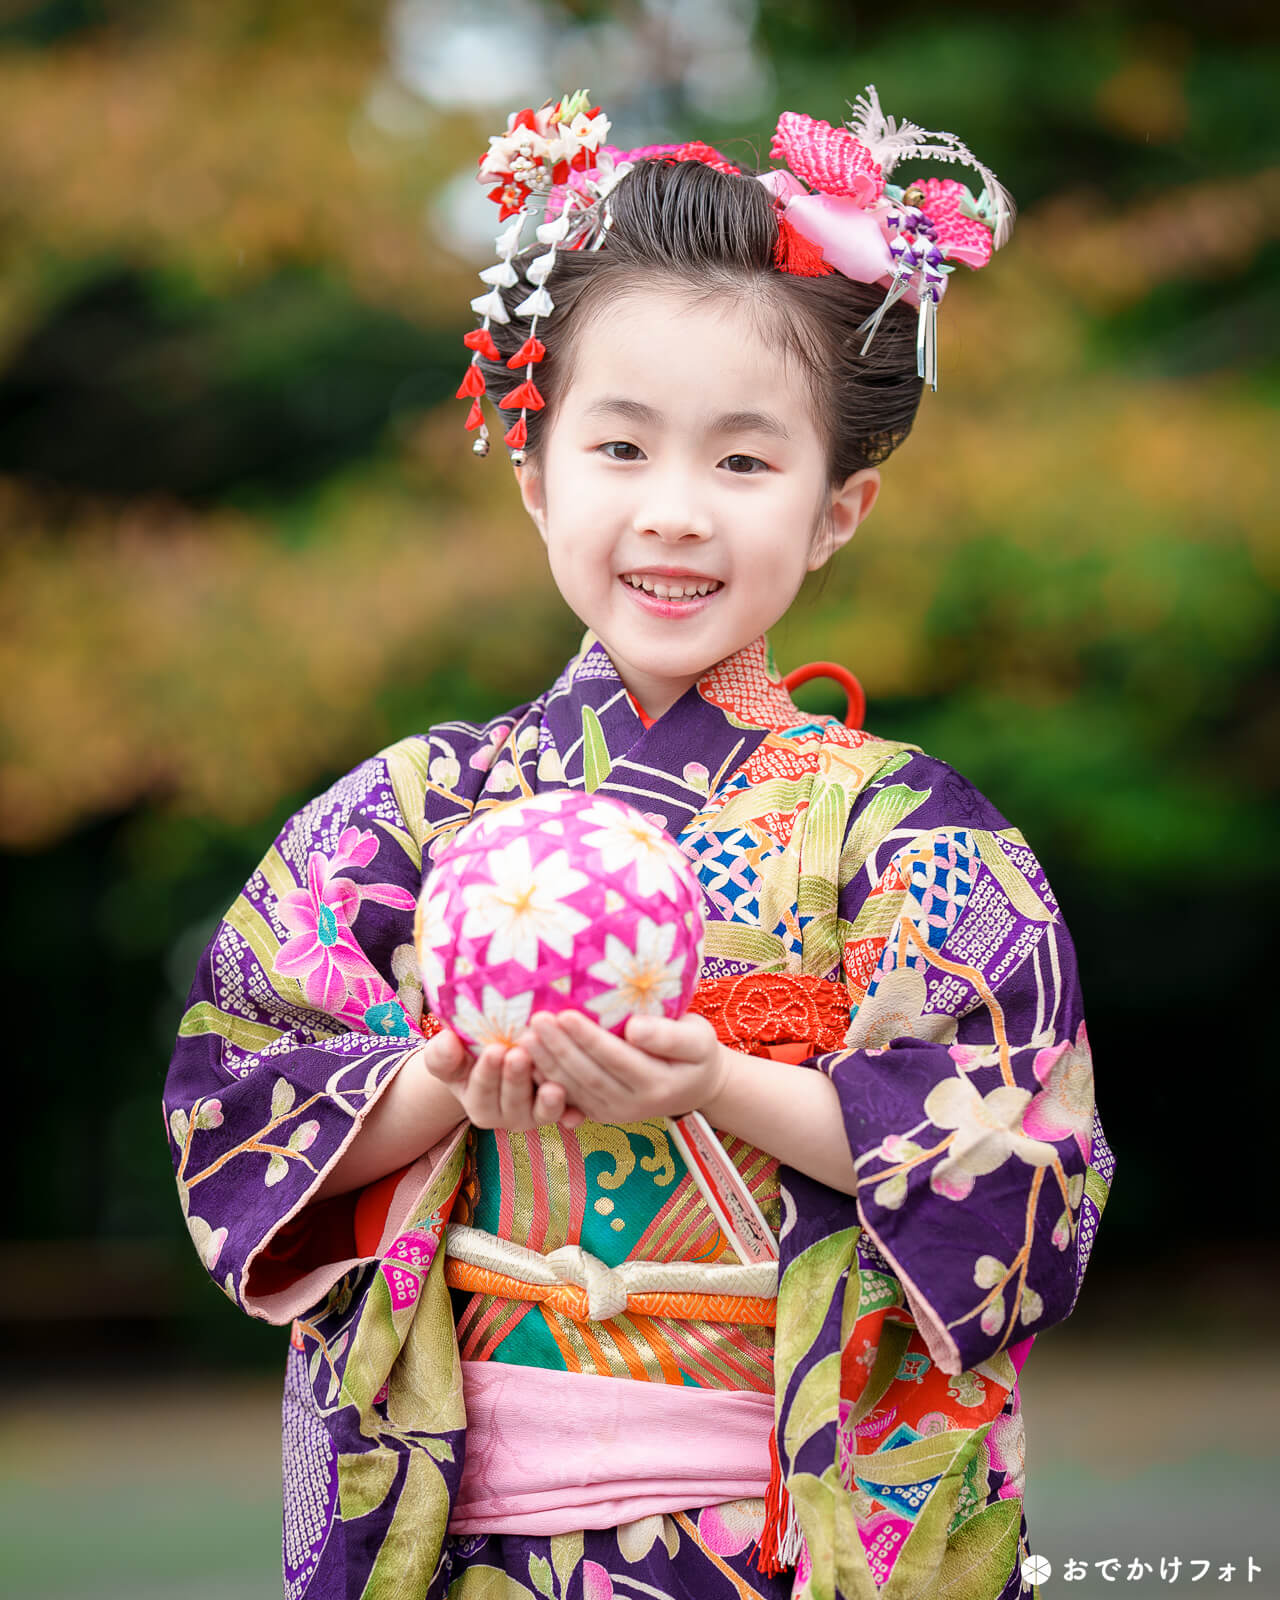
580, 801, 683, 900
452, 985, 535, 1050
459, 835, 591, 971
584, 918, 685, 1029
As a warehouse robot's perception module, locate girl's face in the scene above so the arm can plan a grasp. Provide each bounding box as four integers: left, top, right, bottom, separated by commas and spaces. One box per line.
515, 284, 880, 719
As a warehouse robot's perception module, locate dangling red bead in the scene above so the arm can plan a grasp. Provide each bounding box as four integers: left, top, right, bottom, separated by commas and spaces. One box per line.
456, 363, 486, 399
498, 379, 545, 410
773, 216, 835, 277
507, 335, 547, 368
503, 416, 528, 449
463, 328, 501, 360
464, 398, 485, 430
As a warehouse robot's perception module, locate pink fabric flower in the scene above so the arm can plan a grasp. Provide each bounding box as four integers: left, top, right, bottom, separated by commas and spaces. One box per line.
582, 1560, 614, 1600
274, 835, 416, 1016
1022, 1020, 1095, 1162
696, 1500, 764, 1556
275, 851, 368, 1010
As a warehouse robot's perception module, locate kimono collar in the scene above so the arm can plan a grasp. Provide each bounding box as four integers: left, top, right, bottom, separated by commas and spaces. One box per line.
539, 628, 811, 842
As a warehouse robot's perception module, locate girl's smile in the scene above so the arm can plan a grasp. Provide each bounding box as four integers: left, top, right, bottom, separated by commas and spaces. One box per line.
618, 566, 724, 617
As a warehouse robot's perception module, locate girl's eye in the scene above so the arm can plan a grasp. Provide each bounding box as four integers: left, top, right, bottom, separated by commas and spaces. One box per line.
597, 443, 768, 473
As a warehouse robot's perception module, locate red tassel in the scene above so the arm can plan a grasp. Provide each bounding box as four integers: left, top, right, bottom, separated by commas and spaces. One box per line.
463, 328, 500, 360
464, 398, 485, 431
503, 416, 528, 449
456, 363, 486, 399
773, 216, 835, 278
498, 379, 545, 410
507, 335, 547, 368
749, 1425, 794, 1577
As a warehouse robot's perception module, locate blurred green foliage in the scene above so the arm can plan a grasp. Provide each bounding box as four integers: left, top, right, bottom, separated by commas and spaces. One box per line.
1, 0, 1275, 1365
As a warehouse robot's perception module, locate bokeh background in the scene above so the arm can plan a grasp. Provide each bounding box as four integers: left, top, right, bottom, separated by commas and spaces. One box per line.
3, 2, 1277, 1595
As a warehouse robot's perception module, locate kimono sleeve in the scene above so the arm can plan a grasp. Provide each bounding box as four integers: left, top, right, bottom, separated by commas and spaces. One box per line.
163, 737, 461, 1325
812, 778, 1113, 1377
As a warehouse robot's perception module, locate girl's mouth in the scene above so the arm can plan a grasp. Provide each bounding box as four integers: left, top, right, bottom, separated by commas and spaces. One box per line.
618, 572, 723, 618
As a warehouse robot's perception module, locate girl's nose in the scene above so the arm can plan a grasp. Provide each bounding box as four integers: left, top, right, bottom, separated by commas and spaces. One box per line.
631, 485, 713, 542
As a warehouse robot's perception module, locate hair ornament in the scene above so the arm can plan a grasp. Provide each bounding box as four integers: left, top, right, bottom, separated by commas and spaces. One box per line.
759, 87, 1016, 388
459, 89, 617, 461
459, 85, 1014, 455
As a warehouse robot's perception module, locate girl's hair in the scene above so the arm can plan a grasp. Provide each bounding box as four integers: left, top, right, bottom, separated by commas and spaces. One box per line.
472, 155, 925, 485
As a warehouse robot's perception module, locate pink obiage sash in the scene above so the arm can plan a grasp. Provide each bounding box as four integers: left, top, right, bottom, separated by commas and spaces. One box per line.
446, 1360, 775, 1535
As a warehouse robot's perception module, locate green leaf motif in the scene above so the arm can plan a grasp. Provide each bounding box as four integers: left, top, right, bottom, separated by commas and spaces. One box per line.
581, 705, 610, 793
443, 1567, 531, 1599
784, 1349, 843, 1461
775, 1226, 859, 1376
271, 1076, 296, 1118
930, 1501, 1022, 1599
337, 1446, 399, 1522
528, 1553, 555, 1597
856, 1424, 992, 1491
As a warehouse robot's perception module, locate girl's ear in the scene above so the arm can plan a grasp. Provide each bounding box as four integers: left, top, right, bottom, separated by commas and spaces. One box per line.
808, 467, 880, 570
513, 458, 548, 545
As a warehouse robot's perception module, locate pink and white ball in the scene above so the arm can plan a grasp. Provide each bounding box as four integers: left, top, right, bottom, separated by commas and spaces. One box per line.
414, 789, 706, 1052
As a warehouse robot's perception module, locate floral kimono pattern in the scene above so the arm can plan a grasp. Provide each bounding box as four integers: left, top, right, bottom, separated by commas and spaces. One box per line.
164, 628, 1113, 1599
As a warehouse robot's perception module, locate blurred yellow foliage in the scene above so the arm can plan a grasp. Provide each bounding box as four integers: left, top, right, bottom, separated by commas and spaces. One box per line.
0, 21, 480, 354
1, 18, 1275, 847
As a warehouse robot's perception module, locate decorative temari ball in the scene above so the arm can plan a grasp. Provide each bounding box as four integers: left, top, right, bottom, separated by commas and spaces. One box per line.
414, 789, 706, 1052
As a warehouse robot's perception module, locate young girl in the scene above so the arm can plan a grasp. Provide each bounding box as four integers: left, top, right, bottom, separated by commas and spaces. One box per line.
164, 89, 1113, 1600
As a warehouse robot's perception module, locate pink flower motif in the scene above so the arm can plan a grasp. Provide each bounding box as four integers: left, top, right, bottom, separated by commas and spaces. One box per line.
985, 1409, 1026, 1499
330, 825, 379, 873
468, 724, 512, 769
796, 1537, 812, 1587
582, 1560, 614, 1600
276, 851, 369, 1010
947, 1042, 989, 1072
1022, 1020, 1094, 1162
696, 1500, 763, 1556
924, 1078, 1058, 1202
274, 838, 414, 1014
682, 761, 709, 790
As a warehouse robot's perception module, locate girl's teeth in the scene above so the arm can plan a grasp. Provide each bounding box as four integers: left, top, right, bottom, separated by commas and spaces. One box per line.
623, 574, 720, 599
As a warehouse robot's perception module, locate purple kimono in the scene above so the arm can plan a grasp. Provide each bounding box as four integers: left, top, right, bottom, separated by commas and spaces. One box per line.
164, 628, 1113, 1599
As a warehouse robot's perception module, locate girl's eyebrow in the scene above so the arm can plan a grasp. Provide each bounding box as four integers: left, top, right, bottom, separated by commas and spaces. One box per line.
582, 395, 791, 440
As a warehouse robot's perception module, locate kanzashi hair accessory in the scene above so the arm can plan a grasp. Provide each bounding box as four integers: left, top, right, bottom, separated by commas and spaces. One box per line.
461, 90, 752, 462
460, 86, 1014, 458
758, 88, 1016, 389
460, 90, 615, 461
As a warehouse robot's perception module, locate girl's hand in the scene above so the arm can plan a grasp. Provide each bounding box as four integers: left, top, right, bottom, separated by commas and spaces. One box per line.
420, 1028, 572, 1130
518, 1010, 731, 1125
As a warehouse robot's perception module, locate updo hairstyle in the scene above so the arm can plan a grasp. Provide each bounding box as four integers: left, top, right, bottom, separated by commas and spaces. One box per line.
470, 155, 925, 485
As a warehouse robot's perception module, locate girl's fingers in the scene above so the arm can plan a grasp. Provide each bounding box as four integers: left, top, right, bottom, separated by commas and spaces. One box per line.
532, 1012, 626, 1090
623, 1013, 710, 1060
533, 1079, 567, 1125
422, 1029, 469, 1079
499, 1048, 534, 1125
555, 1011, 662, 1085
467, 1043, 504, 1124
